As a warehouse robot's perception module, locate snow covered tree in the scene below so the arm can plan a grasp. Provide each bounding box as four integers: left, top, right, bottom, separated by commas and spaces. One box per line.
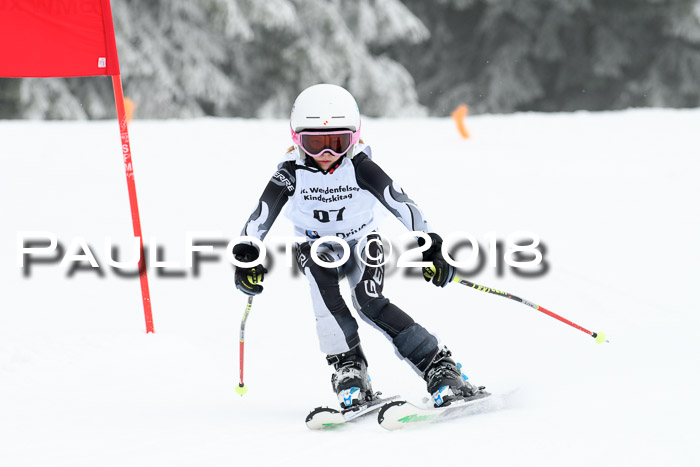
389, 0, 700, 114
227, 0, 429, 118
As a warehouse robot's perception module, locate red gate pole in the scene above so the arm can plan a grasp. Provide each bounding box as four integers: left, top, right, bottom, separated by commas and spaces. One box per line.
112, 74, 154, 333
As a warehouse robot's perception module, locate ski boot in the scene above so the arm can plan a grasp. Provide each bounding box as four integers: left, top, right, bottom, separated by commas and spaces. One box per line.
423, 347, 482, 407
326, 345, 374, 410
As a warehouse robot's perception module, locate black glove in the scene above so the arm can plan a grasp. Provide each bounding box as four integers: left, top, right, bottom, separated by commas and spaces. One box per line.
419, 232, 455, 288
232, 244, 267, 296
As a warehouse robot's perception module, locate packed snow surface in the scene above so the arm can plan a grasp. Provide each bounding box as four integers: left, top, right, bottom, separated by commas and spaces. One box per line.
1, 109, 699, 466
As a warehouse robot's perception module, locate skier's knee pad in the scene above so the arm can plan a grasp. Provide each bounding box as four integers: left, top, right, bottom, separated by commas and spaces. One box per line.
357, 294, 389, 320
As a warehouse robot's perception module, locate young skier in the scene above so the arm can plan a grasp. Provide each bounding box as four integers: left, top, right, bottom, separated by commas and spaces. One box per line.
233, 84, 481, 409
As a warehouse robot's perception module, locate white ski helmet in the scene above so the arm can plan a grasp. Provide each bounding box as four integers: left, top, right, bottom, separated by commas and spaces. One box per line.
290, 84, 361, 160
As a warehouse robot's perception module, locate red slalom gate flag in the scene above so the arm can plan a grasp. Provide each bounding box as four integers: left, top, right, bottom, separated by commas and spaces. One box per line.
0, 0, 120, 77
0, 0, 154, 333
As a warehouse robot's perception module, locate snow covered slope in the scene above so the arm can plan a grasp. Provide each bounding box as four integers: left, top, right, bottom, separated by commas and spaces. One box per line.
1, 110, 699, 466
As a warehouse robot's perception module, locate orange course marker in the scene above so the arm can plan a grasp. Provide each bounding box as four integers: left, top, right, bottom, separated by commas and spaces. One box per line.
124, 97, 136, 124
451, 104, 470, 139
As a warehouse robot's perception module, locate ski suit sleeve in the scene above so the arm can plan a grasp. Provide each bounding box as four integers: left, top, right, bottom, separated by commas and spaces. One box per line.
352, 153, 431, 233
240, 160, 296, 246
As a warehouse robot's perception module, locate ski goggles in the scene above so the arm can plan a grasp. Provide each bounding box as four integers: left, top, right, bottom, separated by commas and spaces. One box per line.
291, 128, 360, 158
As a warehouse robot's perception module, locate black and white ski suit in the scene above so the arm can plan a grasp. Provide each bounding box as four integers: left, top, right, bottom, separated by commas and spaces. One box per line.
239, 144, 441, 374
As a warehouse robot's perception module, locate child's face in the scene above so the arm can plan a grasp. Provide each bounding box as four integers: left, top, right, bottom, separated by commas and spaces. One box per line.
313, 151, 342, 171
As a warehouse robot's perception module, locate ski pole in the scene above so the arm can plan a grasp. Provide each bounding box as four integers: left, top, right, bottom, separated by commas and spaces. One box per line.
235, 295, 254, 395
430, 268, 609, 343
